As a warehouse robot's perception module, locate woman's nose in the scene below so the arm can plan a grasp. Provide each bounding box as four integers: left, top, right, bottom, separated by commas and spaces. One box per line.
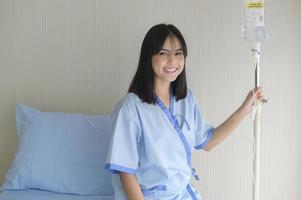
168, 54, 177, 65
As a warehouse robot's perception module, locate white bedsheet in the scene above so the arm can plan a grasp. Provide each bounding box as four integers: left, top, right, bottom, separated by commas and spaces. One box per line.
0, 190, 114, 200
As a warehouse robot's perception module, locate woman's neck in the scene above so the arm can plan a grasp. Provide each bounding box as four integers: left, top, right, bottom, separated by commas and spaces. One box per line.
154, 80, 170, 108
155, 80, 170, 96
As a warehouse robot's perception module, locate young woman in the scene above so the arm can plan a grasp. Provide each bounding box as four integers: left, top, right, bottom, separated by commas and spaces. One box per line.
105, 24, 265, 200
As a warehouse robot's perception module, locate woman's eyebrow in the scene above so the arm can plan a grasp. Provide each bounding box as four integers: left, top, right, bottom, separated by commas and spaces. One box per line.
161, 48, 183, 52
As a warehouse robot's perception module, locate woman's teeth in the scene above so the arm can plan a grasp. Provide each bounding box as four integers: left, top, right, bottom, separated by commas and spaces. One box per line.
165, 68, 177, 72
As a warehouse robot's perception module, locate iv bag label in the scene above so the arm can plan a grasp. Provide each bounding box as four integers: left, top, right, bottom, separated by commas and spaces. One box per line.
245, 1, 264, 27
247, 2, 263, 8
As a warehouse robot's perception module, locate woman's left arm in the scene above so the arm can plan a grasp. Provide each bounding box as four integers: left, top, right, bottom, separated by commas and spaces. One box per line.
203, 87, 265, 151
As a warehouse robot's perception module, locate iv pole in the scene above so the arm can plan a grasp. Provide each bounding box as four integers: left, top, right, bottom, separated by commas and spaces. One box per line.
242, 1, 269, 199
252, 42, 262, 200
251, 42, 268, 200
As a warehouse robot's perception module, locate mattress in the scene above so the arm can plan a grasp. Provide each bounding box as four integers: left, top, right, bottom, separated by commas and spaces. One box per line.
0, 190, 114, 200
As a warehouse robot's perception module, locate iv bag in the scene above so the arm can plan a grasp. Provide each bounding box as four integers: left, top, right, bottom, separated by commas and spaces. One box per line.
242, 0, 267, 42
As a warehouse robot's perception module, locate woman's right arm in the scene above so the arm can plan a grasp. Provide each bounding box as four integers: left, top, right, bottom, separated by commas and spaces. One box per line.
119, 172, 144, 200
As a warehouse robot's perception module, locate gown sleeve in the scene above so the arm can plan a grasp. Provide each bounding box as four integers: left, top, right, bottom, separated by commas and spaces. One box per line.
189, 91, 215, 150
105, 95, 142, 174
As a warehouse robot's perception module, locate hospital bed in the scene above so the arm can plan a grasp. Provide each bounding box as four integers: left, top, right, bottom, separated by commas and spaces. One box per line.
0, 190, 114, 200
0, 104, 114, 200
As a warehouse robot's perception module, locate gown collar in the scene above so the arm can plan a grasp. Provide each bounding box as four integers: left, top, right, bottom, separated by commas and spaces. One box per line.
155, 91, 174, 115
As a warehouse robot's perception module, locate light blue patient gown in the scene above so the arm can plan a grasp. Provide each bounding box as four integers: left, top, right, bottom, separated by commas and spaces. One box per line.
105, 90, 214, 200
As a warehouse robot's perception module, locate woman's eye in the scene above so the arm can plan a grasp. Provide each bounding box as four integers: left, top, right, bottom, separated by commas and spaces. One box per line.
175, 51, 184, 56
159, 51, 168, 56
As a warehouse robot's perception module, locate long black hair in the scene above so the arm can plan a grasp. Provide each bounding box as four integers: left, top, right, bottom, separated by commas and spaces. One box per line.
128, 24, 188, 104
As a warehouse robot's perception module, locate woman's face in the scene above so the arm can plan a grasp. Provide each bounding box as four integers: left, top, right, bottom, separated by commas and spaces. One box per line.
152, 36, 185, 85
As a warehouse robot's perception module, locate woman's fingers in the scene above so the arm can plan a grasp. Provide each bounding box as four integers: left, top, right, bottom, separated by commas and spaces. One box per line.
252, 87, 269, 104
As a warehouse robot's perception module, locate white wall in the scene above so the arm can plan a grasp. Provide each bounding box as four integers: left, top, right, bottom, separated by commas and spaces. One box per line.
0, 0, 300, 199
0, 0, 17, 189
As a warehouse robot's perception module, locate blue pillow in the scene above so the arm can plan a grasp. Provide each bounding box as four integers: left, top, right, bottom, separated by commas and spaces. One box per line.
1, 104, 114, 195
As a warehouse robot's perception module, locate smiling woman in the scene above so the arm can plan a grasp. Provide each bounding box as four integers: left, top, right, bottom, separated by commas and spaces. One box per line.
105, 23, 265, 200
